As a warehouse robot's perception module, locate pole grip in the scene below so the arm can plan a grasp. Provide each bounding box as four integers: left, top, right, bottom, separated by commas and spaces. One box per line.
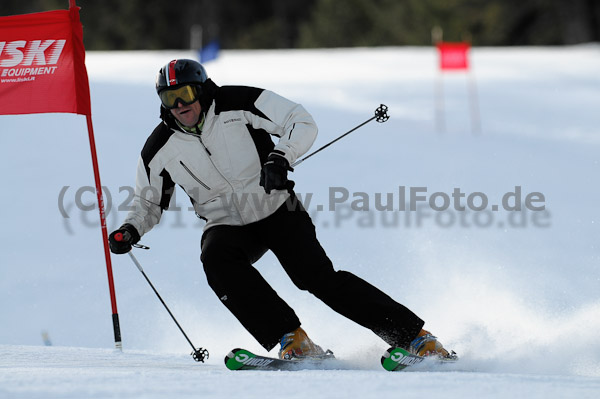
114, 231, 131, 242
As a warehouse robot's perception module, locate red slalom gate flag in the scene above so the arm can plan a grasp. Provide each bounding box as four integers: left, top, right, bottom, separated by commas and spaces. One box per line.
0, 2, 123, 350
437, 41, 470, 71
0, 5, 90, 115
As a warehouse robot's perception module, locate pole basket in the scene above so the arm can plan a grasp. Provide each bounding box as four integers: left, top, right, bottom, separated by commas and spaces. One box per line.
375, 104, 390, 122
192, 347, 210, 362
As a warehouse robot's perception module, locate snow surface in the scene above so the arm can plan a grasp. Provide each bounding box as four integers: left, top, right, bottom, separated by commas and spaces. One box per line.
1, 45, 600, 398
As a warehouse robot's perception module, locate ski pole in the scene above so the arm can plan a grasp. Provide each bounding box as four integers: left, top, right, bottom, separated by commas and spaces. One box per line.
290, 104, 390, 168
114, 233, 209, 362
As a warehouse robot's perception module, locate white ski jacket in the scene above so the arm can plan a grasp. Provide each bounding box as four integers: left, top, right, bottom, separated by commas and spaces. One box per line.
123, 85, 318, 237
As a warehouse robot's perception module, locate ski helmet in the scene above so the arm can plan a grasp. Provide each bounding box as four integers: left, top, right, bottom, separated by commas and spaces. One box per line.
155, 59, 208, 94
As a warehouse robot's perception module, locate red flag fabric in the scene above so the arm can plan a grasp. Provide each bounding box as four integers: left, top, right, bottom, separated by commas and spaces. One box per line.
0, 6, 91, 115
437, 42, 470, 71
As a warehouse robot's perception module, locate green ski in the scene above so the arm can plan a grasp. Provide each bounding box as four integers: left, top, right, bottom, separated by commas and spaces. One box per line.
381, 347, 426, 371
225, 348, 336, 371
381, 347, 459, 371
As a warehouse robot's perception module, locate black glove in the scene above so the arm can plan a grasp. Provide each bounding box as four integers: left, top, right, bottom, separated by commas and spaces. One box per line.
260, 153, 294, 194
108, 223, 140, 254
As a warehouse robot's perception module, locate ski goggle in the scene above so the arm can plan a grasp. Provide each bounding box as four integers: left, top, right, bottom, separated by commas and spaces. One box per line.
159, 85, 200, 109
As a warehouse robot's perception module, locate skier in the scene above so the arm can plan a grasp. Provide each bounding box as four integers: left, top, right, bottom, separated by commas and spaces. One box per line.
109, 59, 454, 361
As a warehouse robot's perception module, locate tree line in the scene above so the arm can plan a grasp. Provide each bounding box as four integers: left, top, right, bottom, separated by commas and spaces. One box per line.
2, 0, 599, 50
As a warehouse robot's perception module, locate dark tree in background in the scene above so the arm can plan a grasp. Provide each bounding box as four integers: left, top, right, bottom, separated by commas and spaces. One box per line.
1, 0, 598, 49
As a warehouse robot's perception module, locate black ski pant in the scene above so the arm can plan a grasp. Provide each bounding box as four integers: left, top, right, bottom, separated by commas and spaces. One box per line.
200, 195, 424, 351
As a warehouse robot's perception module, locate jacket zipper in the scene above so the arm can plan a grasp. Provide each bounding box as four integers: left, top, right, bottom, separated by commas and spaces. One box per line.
195, 136, 235, 193
198, 135, 212, 156
179, 126, 243, 222
180, 161, 211, 190
195, 136, 243, 221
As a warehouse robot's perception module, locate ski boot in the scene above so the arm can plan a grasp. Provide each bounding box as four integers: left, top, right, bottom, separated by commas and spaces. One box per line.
278, 327, 326, 360
409, 329, 458, 360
